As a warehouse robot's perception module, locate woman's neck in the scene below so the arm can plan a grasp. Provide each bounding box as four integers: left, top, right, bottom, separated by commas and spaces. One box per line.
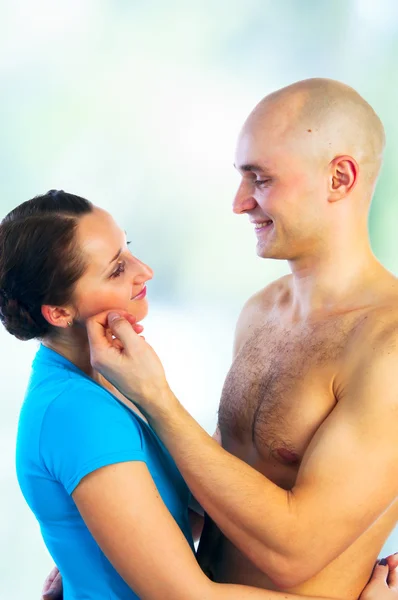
43, 329, 94, 377
43, 329, 148, 422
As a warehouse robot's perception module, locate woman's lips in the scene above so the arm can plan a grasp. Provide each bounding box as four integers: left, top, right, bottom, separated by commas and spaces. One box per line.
131, 286, 147, 301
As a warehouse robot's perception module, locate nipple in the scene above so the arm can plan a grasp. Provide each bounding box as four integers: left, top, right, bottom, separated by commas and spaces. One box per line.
275, 447, 300, 464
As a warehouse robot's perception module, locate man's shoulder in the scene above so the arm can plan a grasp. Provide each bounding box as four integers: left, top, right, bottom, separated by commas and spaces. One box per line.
240, 274, 292, 316
344, 272, 398, 348
343, 303, 398, 383
233, 275, 292, 355
356, 301, 398, 344
337, 308, 398, 416
365, 306, 398, 356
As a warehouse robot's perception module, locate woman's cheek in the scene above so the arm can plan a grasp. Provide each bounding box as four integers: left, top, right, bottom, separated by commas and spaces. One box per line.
76, 292, 123, 321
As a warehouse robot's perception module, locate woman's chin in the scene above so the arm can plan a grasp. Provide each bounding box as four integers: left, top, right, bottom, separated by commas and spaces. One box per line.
128, 299, 149, 323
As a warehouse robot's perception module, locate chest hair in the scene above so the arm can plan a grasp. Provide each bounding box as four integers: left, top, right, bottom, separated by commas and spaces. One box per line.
218, 317, 353, 449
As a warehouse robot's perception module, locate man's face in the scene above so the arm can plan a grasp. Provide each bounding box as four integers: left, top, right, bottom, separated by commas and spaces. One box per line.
233, 115, 328, 261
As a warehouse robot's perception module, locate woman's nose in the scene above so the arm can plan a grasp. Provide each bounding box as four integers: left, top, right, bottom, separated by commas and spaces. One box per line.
132, 258, 154, 282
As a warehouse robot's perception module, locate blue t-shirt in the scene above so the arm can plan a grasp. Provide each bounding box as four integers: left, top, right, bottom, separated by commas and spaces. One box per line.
16, 345, 194, 599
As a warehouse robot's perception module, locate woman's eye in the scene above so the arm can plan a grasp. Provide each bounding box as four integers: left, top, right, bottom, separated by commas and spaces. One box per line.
110, 261, 126, 278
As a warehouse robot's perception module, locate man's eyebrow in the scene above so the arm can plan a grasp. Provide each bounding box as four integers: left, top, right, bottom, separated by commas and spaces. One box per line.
233, 163, 270, 174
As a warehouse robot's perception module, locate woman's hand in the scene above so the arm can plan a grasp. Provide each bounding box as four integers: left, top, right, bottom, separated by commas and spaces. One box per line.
359, 554, 398, 600
41, 565, 62, 599
86, 311, 176, 416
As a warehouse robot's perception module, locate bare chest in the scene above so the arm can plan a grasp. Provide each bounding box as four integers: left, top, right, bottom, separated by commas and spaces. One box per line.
218, 319, 351, 470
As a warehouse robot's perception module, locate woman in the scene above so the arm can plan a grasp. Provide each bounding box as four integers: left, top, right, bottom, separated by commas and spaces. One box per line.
0, 190, 395, 600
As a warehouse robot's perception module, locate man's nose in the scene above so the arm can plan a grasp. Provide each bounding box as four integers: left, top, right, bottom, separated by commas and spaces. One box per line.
232, 181, 257, 214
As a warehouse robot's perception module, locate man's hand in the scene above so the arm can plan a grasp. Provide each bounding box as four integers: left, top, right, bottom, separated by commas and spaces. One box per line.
86, 311, 175, 416
41, 566, 62, 599
360, 554, 398, 600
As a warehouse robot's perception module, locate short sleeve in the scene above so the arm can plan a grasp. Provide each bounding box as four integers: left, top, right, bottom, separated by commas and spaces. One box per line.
39, 379, 146, 495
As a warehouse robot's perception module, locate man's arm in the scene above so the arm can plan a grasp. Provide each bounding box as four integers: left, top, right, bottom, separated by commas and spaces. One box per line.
188, 428, 222, 541
140, 328, 398, 588
40, 555, 398, 600
89, 314, 398, 589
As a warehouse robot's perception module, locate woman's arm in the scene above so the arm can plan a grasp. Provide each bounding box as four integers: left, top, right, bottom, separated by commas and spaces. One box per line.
40, 556, 398, 600
72, 459, 339, 600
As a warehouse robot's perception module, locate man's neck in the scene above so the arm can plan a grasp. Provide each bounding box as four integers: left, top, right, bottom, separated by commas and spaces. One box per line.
287, 243, 384, 320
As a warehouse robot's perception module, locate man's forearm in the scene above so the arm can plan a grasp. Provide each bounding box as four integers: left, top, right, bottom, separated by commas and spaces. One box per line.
141, 392, 299, 585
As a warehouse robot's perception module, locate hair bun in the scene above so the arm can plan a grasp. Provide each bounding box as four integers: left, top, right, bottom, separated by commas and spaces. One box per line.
0, 294, 47, 341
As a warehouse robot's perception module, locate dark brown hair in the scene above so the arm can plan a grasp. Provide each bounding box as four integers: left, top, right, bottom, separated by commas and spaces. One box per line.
0, 190, 93, 340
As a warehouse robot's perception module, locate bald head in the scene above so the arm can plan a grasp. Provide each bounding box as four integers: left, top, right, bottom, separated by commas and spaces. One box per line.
244, 78, 385, 186
233, 79, 386, 260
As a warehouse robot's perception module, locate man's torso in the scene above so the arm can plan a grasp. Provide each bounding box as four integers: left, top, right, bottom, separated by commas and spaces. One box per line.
197, 275, 398, 599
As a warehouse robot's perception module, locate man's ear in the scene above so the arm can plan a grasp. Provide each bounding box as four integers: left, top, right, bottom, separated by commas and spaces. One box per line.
41, 305, 74, 329
328, 155, 358, 202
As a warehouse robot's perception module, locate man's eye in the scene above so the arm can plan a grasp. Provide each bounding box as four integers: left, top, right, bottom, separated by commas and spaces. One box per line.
110, 261, 126, 278
254, 179, 271, 187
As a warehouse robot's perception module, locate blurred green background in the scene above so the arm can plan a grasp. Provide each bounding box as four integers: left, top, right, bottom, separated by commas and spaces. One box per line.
1, 1, 397, 597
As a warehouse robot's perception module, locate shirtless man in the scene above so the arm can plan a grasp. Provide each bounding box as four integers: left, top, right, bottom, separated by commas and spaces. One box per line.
86, 79, 398, 600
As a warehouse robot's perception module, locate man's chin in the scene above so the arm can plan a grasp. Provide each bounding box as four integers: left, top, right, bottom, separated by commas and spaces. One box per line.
256, 244, 277, 259
256, 240, 289, 260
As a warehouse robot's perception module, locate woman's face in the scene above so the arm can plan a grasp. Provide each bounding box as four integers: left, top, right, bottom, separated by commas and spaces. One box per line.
72, 207, 153, 324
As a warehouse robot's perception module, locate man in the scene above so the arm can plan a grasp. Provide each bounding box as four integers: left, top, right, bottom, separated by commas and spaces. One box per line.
86, 78, 398, 600
42, 78, 398, 599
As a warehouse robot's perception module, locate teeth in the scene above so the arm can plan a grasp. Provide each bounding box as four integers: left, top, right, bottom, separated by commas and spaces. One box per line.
254, 221, 270, 229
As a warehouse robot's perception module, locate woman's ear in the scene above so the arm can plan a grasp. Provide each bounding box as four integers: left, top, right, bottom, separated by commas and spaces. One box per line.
41, 305, 74, 329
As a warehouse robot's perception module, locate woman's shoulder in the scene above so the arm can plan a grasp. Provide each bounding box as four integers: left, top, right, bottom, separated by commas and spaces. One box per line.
37, 373, 148, 494
39, 373, 146, 461
45, 372, 136, 422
